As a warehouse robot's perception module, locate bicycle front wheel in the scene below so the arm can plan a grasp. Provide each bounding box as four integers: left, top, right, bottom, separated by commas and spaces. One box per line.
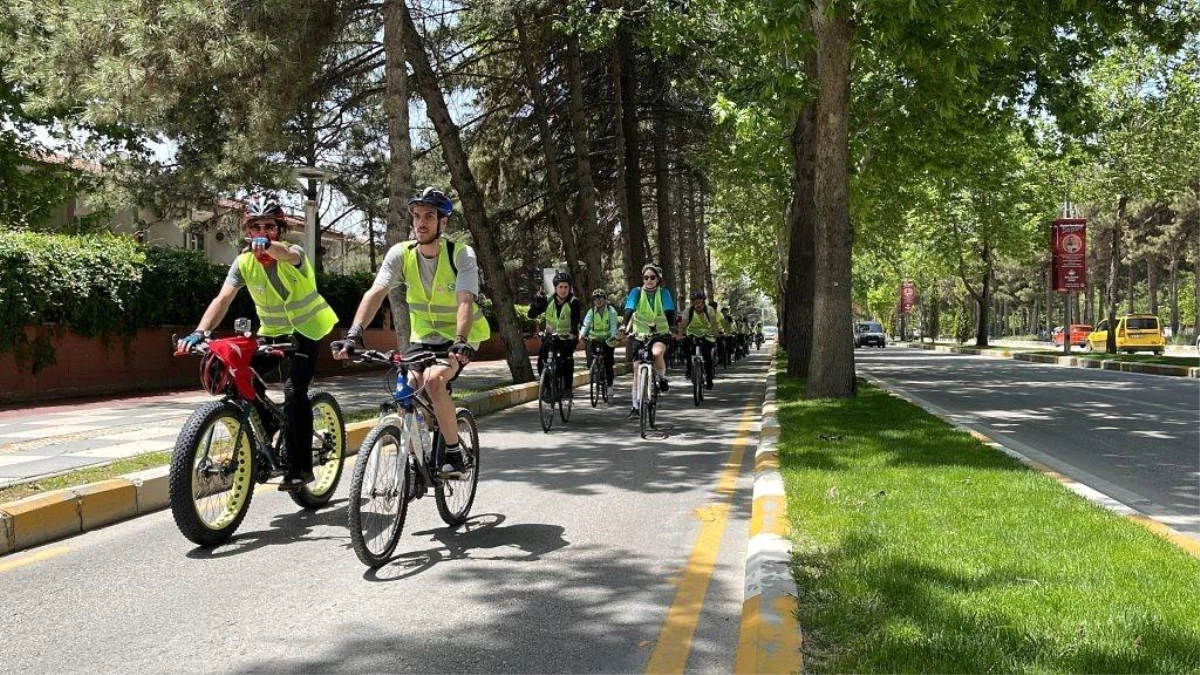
347, 423, 410, 568
692, 357, 703, 406
639, 369, 651, 439
538, 367, 555, 433
559, 377, 573, 422
291, 390, 346, 509
436, 408, 480, 526
168, 401, 256, 547
589, 363, 601, 407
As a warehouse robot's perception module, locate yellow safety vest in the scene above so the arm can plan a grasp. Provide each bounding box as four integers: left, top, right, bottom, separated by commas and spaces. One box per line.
238, 252, 337, 340
546, 298, 574, 335
632, 288, 669, 338
589, 306, 613, 335
686, 307, 716, 341
401, 239, 491, 344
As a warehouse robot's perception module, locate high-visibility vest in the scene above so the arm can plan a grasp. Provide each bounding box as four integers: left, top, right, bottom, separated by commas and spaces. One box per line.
632, 288, 669, 337
238, 252, 337, 340
686, 307, 716, 341
589, 306, 614, 335
546, 298, 574, 335
401, 240, 491, 344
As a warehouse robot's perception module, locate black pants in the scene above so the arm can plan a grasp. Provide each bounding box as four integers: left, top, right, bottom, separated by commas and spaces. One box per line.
252, 333, 321, 477
586, 340, 616, 386
539, 336, 576, 391
683, 336, 715, 384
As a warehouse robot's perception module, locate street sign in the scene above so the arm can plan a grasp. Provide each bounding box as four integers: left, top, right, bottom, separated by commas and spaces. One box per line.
899, 281, 917, 315
1051, 218, 1087, 292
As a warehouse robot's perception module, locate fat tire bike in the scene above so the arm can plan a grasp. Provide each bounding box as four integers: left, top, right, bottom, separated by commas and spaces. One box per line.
538, 334, 576, 432
169, 330, 346, 547
336, 345, 481, 568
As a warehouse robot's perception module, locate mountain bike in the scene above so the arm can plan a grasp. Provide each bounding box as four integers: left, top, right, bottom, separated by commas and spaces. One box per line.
169, 325, 346, 547
687, 338, 708, 407
633, 333, 668, 439
587, 339, 614, 407
717, 337, 730, 370
538, 334, 576, 432
335, 345, 480, 568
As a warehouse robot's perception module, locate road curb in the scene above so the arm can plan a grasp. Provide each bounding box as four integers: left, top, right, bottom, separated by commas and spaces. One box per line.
735, 352, 802, 675
907, 342, 1198, 378
0, 362, 632, 558
861, 372, 1200, 558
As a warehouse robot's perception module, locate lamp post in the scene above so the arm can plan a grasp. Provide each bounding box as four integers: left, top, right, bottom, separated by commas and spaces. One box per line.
295, 166, 336, 270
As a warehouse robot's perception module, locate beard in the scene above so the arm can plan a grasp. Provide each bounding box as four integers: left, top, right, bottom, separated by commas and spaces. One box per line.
415, 228, 440, 245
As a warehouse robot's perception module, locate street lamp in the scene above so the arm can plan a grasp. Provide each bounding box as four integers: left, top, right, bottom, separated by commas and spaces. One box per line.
294, 166, 336, 262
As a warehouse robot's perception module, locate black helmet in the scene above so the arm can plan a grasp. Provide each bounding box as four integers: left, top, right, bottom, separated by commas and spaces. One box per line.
408, 187, 454, 217
691, 290, 707, 300
552, 271, 571, 286
591, 288, 607, 300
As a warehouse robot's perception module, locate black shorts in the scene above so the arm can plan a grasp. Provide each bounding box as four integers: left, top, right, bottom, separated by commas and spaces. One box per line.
403, 342, 466, 385
630, 335, 669, 362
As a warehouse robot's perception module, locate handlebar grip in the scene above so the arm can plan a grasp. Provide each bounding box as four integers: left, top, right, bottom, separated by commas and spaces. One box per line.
330, 340, 357, 356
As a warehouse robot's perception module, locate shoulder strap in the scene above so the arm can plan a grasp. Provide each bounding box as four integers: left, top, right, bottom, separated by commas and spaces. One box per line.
406, 239, 458, 277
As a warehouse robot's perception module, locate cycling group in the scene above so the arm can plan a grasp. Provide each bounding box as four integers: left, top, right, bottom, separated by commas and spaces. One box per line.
170, 187, 486, 564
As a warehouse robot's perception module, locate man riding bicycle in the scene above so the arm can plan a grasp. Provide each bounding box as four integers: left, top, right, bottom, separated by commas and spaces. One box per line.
618, 262, 678, 419
580, 288, 619, 400
335, 187, 490, 478
681, 290, 717, 390
528, 272, 582, 397
175, 193, 338, 491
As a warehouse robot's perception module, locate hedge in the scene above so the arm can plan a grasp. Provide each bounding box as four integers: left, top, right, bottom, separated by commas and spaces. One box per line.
0, 230, 374, 372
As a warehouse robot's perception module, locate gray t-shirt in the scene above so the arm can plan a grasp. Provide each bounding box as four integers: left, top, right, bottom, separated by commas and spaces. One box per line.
373, 240, 481, 345
225, 246, 308, 300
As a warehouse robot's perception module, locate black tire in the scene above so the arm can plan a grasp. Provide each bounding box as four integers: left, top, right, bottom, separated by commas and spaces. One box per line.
559, 378, 573, 423
168, 401, 257, 547
436, 408, 480, 526
692, 356, 703, 406
589, 363, 601, 407
290, 390, 347, 509
639, 369, 651, 439
347, 423, 409, 568
538, 367, 555, 433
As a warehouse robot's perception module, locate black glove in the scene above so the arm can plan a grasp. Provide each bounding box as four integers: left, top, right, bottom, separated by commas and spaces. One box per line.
448, 340, 476, 362
343, 324, 365, 349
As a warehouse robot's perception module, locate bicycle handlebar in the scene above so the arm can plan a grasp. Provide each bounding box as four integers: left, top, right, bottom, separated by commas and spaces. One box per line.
171, 334, 296, 358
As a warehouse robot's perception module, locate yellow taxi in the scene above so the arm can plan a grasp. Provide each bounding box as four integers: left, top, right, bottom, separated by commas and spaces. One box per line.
1085, 314, 1165, 355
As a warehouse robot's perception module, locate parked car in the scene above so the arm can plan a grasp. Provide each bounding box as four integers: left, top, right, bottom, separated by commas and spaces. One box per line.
1085, 314, 1165, 354
854, 321, 887, 348
1052, 324, 1092, 347
762, 325, 778, 341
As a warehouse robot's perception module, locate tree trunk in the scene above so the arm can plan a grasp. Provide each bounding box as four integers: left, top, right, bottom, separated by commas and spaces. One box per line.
689, 174, 706, 300
973, 245, 993, 347
1126, 255, 1136, 315
566, 35, 603, 296
1168, 252, 1180, 336
676, 170, 691, 295
401, 3, 533, 383
806, 1, 854, 397
611, 36, 637, 289
1105, 198, 1126, 353
515, 12, 584, 293
618, 21, 648, 282
383, 0, 413, 349
651, 59, 675, 290
1031, 290, 1040, 338
1147, 254, 1158, 315
783, 96, 817, 378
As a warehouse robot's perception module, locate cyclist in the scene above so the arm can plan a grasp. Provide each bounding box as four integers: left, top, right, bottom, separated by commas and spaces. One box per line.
580, 288, 619, 400
709, 301, 728, 367
680, 290, 716, 390
618, 262, 678, 419
335, 187, 490, 478
175, 194, 338, 491
528, 272, 582, 398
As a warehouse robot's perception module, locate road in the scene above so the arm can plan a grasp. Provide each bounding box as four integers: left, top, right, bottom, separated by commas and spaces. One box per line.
0, 350, 771, 674
857, 346, 1200, 541
987, 338, 1197, 357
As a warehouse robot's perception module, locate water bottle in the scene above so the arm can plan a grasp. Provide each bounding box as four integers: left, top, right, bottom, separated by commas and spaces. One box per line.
393, 373, 415, 410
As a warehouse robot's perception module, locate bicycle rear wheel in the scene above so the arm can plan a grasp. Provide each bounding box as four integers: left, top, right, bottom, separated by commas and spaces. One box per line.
538, 367, 555, 433
169, 401, 257, 547
436, 408, 480, 526
639, 368, 651, 439
692, 356, 703, 406
347, 423, 410, 568
559, 376, 573, 422
291, 390, 346, 509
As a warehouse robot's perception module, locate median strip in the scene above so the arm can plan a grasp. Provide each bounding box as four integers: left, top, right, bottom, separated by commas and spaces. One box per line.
906, 342, 1199, 378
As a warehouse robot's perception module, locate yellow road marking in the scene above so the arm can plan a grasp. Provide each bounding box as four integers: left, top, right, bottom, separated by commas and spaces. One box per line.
0, 546, 70, 573
645, 396, 759, 675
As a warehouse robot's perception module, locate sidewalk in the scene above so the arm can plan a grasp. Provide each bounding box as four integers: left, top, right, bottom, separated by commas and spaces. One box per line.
0, 356, 542, 489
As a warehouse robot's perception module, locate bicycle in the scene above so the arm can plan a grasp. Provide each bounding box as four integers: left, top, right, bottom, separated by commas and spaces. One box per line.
538, 334, 576, 432
587, 339, 614, 407
716, 337, 730, 370
169, 324, 346, 547
335, 345, 480, 568
687, 338, 709, 407
632, 331, 668, 439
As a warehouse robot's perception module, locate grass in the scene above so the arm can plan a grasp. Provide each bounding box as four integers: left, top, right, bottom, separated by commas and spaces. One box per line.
1030, 351, 1198, 368
775, 354, 1200, 674
913, 340, 1037, 351
0, 451, 172, 503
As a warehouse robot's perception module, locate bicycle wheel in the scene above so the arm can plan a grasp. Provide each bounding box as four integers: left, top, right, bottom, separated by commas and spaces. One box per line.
168, 401, 256, 547
692, 356, 703, 406
559, 375, 573, 423
639, 368, 651, 439
347, 423, 410, 568
649, 386, 658, 428
538, 367, 555, 433
589, 362, 601, 408
436, 408, 480, 526
291, 390, 346, 509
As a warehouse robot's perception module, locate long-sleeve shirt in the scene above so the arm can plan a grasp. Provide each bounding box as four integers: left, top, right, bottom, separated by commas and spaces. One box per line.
528, 294, 582, 334
580, 305, 620, 339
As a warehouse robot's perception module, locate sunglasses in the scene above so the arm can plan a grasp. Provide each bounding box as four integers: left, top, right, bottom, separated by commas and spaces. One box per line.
643, 275, 659, 281
246, 222, 279, 233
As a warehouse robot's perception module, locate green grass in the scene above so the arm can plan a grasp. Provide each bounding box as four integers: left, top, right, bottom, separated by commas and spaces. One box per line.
1030, 351, 1198, 368
776, 355, 1200, 674
0, 451, 172, 503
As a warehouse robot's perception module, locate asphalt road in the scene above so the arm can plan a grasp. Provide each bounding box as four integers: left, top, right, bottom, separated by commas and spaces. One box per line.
0, 349, 771, 674
857, 346, 1200, 541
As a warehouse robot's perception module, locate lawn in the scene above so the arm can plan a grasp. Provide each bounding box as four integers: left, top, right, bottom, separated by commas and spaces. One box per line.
1030, 351, 1198, 368
776, 357, 1199, 673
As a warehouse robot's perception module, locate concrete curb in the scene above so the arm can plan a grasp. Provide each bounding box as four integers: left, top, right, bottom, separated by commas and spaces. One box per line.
861, 372, 1200, 558
906, 342, 1198, 378
0, 362, 632, 557
735, 353, 802, 675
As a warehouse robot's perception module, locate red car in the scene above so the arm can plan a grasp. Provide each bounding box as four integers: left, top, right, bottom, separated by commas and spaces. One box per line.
1053, 324, 1092, 347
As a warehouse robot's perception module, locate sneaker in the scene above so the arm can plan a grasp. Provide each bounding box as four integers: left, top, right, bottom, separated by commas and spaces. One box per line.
658, 377, 670, 392
627, 407, 639, 419
706, 380, 714, 390
605, 385, 614, 400
278, 474, 313, 491
440, 447, 467, 478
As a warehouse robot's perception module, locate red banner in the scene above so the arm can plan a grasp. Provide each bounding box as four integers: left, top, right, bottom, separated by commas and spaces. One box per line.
1051, 218, 1087, 292
899, 281, 917, 315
